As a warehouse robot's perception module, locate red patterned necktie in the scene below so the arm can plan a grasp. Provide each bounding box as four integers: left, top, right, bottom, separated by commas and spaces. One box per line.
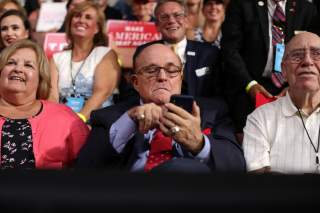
271, 0, 286, 88
144, 129, 173, 172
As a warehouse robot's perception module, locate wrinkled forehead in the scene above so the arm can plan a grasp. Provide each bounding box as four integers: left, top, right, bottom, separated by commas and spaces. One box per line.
285, 33, 320, 54
289, 34, 320, 48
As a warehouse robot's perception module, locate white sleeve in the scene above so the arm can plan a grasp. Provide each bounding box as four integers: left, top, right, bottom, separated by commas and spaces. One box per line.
243, 110, 271, 171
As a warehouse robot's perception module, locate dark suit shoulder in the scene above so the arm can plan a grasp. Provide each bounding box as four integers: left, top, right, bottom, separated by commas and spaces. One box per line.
187, 40, 219, 53
195, 97, 231, 126
195, 96, 228, 112
90, 98, 140, 127
105, 6, 123, 20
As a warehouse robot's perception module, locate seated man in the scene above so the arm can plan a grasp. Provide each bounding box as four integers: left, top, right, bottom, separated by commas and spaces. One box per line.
76, 43, 245, 172
243, 32, 320, 174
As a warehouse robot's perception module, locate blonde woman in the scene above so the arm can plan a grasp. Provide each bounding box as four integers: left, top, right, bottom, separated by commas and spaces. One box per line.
49, 1, 121, 122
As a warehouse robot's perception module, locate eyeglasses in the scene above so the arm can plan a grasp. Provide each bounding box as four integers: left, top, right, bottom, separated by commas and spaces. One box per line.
157, 12, 185, 23
135, 64, 182, 79
285, 48, 320, 64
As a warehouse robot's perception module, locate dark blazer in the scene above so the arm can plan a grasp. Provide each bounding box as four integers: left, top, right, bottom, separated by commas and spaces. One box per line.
221, 0, 318, 96
76, 97, 246, 172
135, 39, 222, 97
104, 6, 123, 20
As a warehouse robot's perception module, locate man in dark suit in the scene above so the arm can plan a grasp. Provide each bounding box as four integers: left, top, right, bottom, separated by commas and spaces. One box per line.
136, 0, 221, 97
221, 0, 319, 136
76, 43, 245, 172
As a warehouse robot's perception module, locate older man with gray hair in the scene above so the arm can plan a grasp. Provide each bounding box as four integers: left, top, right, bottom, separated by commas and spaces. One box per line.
243, 32, 320, 174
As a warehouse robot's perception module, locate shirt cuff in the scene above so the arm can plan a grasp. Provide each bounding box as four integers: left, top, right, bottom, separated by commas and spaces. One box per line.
109, 112, 137, 153
189, 135, 211, 163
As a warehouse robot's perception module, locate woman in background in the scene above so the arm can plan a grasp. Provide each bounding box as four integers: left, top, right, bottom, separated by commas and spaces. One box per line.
0, 0, 25, 17
0, 40, 89, 169
127, 0, 155, 22
0, 9, 30, 51
49, 1, 120, 123
185, 0, 203, 30
187, 0, 225, 48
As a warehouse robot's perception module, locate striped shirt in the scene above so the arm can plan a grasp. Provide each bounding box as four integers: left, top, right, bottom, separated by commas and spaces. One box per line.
243, 93, 320, 174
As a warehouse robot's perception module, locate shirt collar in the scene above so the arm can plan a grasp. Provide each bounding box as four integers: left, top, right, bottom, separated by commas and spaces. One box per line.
164, 37, 187, 63
175, 37, 187, 51
164, 37, 186, 47
268, 0, 286, 8
281, 92, 299, 117
282, 92, 320, 117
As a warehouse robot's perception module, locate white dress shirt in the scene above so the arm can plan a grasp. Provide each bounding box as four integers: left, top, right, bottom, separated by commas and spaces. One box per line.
164, 37, 187, 65
243, 92, 320, 174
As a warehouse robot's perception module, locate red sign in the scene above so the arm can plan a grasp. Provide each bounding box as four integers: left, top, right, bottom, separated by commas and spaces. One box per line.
107, 20, 161, 48
43, 33, 68, 59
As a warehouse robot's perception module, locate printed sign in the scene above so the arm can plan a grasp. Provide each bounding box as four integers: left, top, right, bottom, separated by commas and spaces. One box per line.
43, 33, 68, 58
36, 2, 67, 32
107, 20, 161, 48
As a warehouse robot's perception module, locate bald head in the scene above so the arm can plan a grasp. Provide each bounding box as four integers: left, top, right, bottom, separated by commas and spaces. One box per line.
284, 32, 320, 58
134, 43, 182, 72
281, 32, 320, 95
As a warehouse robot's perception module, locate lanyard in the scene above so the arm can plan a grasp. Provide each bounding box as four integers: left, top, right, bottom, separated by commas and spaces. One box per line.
297, 109, 320, 166
69, 48, 93, 94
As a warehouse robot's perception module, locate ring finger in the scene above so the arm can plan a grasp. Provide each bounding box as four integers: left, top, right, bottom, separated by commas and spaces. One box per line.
160, 116, 176, 130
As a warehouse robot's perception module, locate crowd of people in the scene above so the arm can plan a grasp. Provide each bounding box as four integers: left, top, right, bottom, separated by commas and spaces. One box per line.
0, 0, 319, 174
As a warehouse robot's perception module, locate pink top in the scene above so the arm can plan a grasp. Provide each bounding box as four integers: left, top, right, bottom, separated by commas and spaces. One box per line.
0, 100, 89, 169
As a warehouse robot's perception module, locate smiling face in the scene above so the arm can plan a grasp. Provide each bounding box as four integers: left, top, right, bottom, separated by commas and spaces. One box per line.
202, 0, 225, 22
70, 6, 99, 40
281, 32, 320, 94
1, 15, 28, 47
0, 48, 39, 98
132, 1, 153, 20
155, 1, 187, 43
132, 44, 183, 105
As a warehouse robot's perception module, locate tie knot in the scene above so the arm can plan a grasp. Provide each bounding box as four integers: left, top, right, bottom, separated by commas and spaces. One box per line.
169, 44, 177, 54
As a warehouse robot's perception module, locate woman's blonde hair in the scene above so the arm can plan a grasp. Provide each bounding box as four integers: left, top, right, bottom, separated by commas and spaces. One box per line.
0, 40, 51, 99
65, 1, 107, 49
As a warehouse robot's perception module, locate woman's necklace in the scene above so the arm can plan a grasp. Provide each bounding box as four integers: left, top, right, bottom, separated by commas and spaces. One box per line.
69, 47, 94, 95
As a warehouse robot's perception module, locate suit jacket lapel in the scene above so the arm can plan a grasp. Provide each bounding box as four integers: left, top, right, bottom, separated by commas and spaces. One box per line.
184, 41, 197, 96
125, 132, 146, 170
256, 0, 269, 51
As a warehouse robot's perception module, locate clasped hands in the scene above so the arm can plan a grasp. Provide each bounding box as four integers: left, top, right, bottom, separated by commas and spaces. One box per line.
127, 102, 204, 155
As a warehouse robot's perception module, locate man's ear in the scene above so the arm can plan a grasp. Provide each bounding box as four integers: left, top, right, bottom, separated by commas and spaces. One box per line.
131, 74, 139, 91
